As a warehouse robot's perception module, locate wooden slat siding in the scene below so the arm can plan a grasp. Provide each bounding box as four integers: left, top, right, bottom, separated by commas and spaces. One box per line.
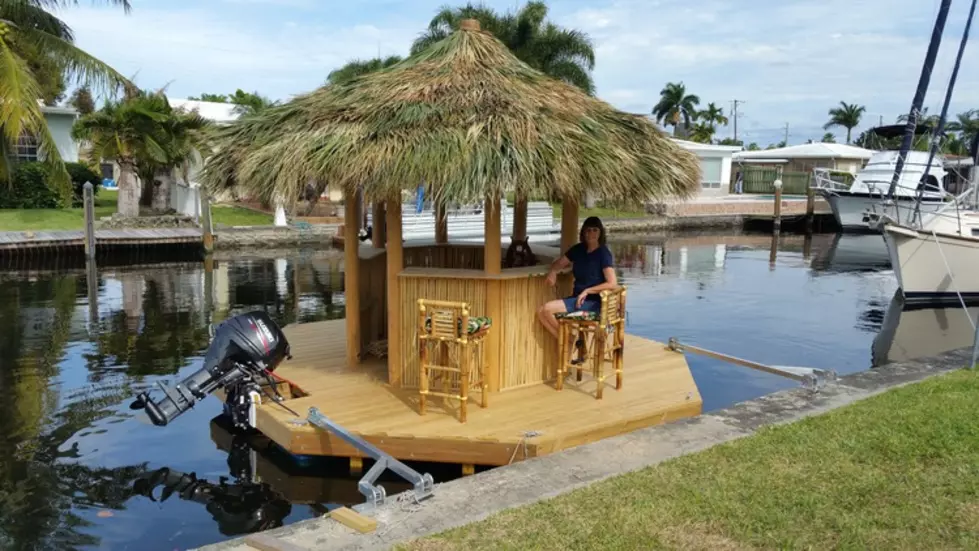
245, 319, 702, 466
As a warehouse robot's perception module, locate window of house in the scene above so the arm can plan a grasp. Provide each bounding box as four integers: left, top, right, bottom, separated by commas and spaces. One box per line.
14, 133, 39, 162
700, 157, 723, 189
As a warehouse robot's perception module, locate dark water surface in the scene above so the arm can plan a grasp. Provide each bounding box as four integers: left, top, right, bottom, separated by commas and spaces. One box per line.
0, 231, 973, 551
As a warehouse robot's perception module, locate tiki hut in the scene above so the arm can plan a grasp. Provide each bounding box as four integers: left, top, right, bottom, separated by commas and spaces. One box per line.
200, 19, 700, 398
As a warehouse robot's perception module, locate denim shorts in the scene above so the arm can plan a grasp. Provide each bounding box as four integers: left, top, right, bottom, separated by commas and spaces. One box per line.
561, 295, 601, 314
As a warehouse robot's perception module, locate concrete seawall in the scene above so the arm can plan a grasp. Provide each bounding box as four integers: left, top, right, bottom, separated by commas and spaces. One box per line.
196, 345, 971, 551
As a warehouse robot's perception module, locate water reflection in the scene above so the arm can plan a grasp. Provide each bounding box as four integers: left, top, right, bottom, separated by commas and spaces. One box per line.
2, 234, 978, 550
872, 291, 979, 366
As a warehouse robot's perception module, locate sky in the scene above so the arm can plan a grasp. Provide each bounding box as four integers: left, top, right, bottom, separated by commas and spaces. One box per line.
53, 0, 979, 149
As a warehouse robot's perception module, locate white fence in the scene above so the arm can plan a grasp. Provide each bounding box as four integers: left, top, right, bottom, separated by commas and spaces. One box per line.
367, 201, 558, 241
171, 181, 202, 219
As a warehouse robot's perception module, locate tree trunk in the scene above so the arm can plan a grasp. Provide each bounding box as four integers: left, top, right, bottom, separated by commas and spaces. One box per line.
151, 169, 172, 212
117, 161, 141, 217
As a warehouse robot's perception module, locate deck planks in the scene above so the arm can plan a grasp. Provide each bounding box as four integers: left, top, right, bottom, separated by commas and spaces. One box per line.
249, 319, 703, 466
0, 228, 203, 251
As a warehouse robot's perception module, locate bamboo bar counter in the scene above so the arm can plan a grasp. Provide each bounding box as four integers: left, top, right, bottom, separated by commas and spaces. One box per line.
197, 18, 706, 469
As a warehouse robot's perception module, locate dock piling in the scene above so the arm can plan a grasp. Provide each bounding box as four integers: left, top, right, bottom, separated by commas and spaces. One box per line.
201, 191, 214, 254
772, 179, 783, 234
83, 182, 96, 260
805, 185, 815, 233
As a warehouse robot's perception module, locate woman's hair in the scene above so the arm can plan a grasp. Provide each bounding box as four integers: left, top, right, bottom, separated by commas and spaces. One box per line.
579, 216, 606, 246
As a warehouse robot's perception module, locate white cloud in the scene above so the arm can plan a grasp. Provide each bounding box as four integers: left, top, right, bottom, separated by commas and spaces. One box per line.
54, 0, 979, 148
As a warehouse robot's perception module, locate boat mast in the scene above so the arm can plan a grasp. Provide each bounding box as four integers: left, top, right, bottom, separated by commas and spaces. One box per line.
886, 0, 953, 200
913, 0, 978, 225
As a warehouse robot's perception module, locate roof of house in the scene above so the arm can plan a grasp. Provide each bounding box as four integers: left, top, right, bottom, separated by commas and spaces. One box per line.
672, 138, 743, 153
733, 142, 876, 161
40, 104, 79, 116
168, 98, 240, 123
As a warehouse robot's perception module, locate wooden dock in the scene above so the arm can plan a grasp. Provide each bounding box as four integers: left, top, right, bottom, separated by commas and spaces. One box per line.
239, 319, 702, 467
0, 228, 203, 253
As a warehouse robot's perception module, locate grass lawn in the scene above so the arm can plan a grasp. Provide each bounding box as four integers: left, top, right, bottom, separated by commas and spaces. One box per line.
401, 368, 979, 551
0, 190, 272, 231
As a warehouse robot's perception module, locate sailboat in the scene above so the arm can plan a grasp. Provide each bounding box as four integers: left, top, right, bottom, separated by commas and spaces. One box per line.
879, 0, 979, 303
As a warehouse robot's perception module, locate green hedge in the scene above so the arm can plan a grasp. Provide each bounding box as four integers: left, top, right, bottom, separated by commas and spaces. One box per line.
66, 163, 101, 207
0, 162, 101, 209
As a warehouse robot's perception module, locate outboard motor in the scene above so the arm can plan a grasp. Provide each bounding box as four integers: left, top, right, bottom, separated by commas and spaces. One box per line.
130, 311, 291, 428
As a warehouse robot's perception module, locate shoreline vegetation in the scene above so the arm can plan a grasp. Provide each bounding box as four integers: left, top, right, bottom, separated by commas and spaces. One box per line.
398, 368, 979, 551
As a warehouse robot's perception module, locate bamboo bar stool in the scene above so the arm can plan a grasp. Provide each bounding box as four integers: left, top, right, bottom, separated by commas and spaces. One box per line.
417, 298, 492, 422
555, 286, 626, 399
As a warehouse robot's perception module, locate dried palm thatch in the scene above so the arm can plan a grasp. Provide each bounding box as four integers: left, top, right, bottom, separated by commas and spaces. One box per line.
198, 19, 701, 208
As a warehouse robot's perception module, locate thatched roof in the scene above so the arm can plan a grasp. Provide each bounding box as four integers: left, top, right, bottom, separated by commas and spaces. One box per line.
199, 19, 701, 207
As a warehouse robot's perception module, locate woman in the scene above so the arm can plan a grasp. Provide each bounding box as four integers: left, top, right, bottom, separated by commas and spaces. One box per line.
537, 216, 618, 340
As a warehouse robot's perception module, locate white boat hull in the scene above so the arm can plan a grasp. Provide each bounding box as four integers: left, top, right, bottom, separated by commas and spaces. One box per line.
821, 191, 946, 232
883, 222, 979, 302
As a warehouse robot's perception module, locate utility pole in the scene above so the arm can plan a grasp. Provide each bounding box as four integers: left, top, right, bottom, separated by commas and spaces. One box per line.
783, 122, 789, 145
730, 99, 744, 142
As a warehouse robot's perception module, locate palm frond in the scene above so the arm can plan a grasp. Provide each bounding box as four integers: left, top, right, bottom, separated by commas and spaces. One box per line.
14, 25, 130, 95
0, 33, 48, 184
200, 22, 701, 209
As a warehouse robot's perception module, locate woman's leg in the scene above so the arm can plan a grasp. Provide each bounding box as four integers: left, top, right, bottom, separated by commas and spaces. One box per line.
536, 298, 569, 338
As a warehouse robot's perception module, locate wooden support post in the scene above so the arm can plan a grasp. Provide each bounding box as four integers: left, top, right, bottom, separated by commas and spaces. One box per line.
386, 199, 404, 386
805, 185, 815, 233
344, 191, 362, 367
435, 201, 448, 244
560, 195, 579, 253
484, 195, 502, 392
371, 201, 386, 248
513, 192, 528, 241
201, 190, 214, 254
772, 179, 783, 234
349, 456, 363, 473
83, 182, 96, 260
462, 463, 475, 476
560, 195, 580, 297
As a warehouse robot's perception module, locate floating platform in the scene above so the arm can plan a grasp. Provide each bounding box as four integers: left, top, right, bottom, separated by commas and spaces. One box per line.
242, 319, 702, 467
0, 228, 203, 253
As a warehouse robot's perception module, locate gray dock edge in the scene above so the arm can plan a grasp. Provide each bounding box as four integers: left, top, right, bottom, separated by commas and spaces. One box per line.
196, 344, 974, 551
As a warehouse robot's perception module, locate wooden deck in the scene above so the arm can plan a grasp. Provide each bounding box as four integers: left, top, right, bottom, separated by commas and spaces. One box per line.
246, 319, 703, 466
0, 228, 203, 252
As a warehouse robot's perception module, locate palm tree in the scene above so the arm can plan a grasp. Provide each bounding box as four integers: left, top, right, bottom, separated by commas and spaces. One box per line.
71, 90, 208, 216
945, 109, 979, 145
698, 102, 728, 128
687, 123, 714, 143
410, 1, 596, 94
824, 101, 865, 144
0, 0, 132, 198
821, 132, 836, 143
226, 89, 277, 116
327, 55, 403, 85
651, 81, 700, 136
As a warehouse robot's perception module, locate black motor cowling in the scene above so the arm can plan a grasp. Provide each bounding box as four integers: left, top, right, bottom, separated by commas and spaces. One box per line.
130, 311, 291, 427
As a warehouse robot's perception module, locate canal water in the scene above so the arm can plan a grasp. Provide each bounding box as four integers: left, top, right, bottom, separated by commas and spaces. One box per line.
1, 231, 974, 550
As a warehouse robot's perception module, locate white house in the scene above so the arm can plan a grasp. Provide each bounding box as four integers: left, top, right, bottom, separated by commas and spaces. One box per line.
672, 138, 743, 198
733, 142, 876, 175
8, 104, 80, 165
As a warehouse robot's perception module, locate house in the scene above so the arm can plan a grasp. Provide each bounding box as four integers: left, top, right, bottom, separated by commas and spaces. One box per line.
7, 104, 80, 165
732, 142, 876, 175
672, 138, 743, 198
